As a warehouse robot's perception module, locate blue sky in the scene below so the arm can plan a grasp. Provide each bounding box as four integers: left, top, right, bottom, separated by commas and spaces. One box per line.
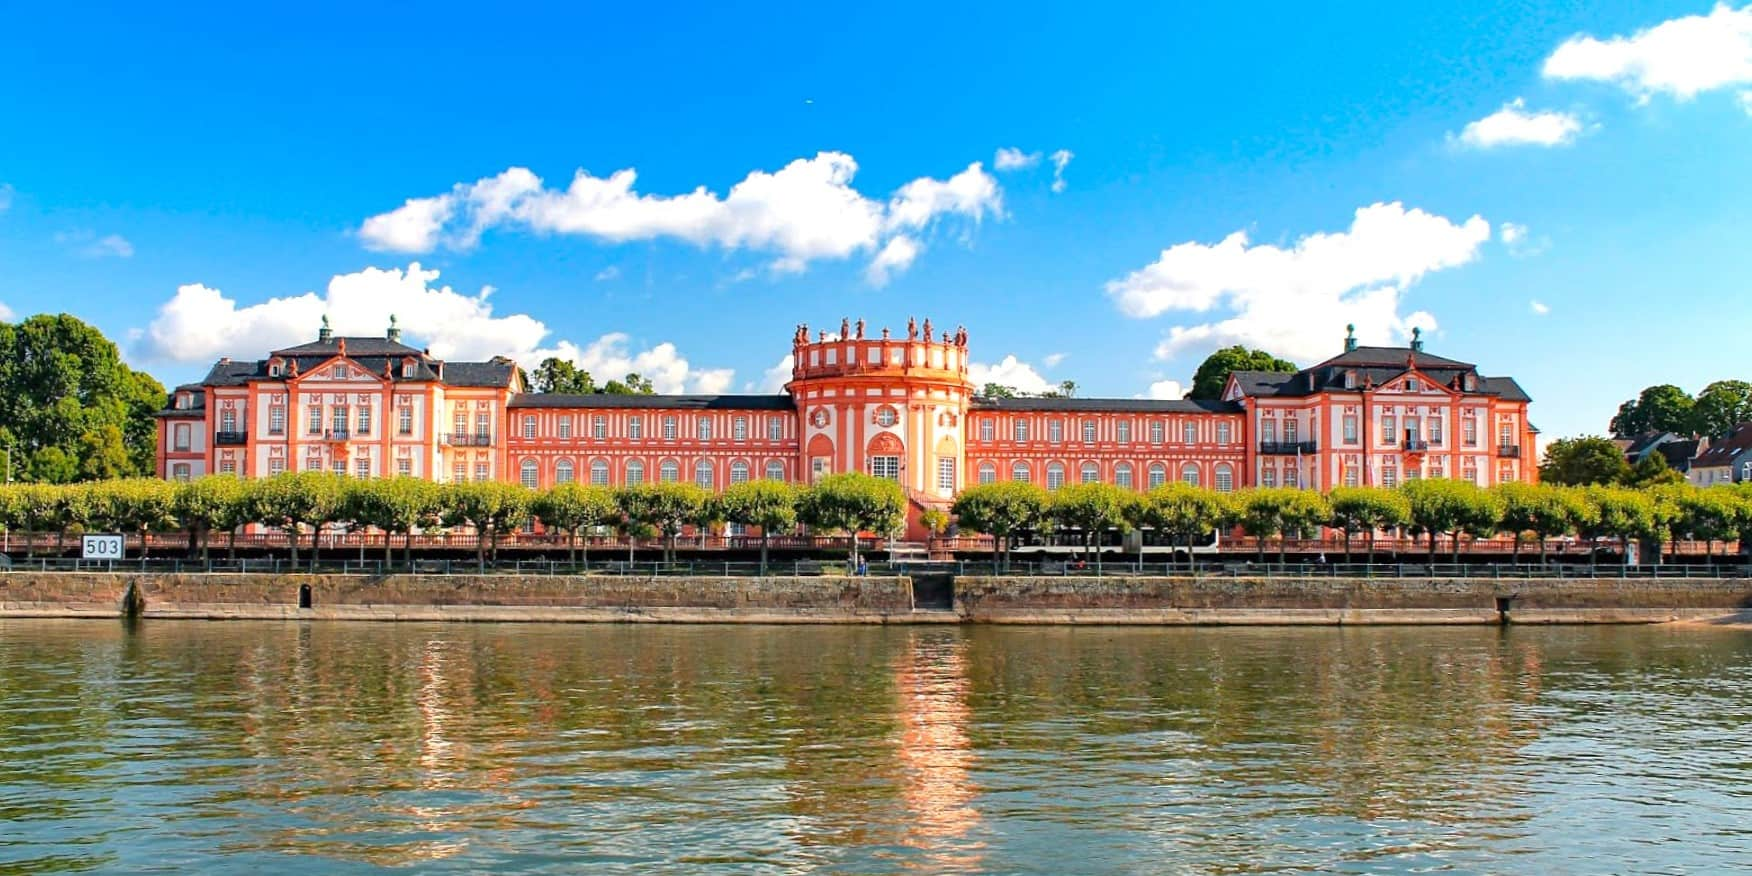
1, 1, 1748, 441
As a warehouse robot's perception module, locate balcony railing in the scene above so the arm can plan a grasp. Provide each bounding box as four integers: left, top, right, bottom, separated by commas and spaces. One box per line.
1257, 441, 1317, 455
1499, 444, 1521, 458
444, 432, 494, 447
213, 430, 248, 446
325, 429, 350, 441
1404, 439, 1430, 451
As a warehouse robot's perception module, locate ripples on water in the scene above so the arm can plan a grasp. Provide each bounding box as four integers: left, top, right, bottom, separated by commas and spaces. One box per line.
2, 621, 1750, 874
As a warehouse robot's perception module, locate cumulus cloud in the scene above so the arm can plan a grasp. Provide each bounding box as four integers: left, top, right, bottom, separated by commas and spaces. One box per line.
1106, 202, 1491, 363
969, 355, 1055, 395
866, 235, 919, 286
1530, 299, 1551, 315
1455, 99, 1585, 147
1501, 221, 1550, 257
137, 263, 735, 392
0, 300, 13, 321
994, 147, 1041, 170
358, 152, 1002, 284
56, 230, 134, 259
1147, 379, 1186, 400
756, 354, 795, 393
1042, 352, 1067, 368
1544, 3, 1752, 100
1050, 149, 1074, 192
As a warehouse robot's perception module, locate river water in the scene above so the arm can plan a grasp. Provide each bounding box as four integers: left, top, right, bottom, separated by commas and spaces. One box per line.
3, 621, 1751, 874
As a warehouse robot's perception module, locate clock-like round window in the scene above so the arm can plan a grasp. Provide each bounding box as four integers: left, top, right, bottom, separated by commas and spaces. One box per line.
810, 409, 830, 428
873, 406, 899, 428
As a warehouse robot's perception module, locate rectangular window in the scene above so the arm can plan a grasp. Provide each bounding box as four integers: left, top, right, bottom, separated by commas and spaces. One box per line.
1046, 466, 1065, 491
331, 458, 346, 475
1116, 421, 1131, 443
173, 424, 191, 451
520, 464, 538, 489
453, 461, 467, 482
475, 411, 490, 437
733, 417, 747, 440
1262, 468, 1276, 487
331, 405, 348, 435
330, 365, 345, 380
1405, 415, 1420, 443
453, 407, 467, 435
1343, 414, 1358, 443
269, 406, 286, 436
1463, 418, 1478, 447
397, 458, 412, 477
1216, 423, 1231, 444
663, 416, 677, 439
593, 416, 607, 439
356, 458, 370, 479
980, 419, 995, 442
591, 462, 610, 486
1150, 421, 1164, 444
1284, 466, 1298, 488
871, 456, 900, 481
1429, 461, 1444, 479
697, 418, 712, 440
269, 458, 286, 476
1382, 465, 1398, 487
1344, 466, 1359, 487
218, 456, 237, 475
1081, 421, 1096, 443
398, 406, 412, 435
1382, 414, 1397, 445
1429, 417, 1443, 445
1262, 420, 1277, 443
1049, 420, 1063, 443
522, 416, 536, 439
1284, 419, 1298, 442
474, 462, 489, 482
1148, 466, 1167, 488
937, 457, 955, 493
219, 409, 237, 433
1116, 466, 1133, 489
1499, 421, 1514, 446
768, 417, 784, 441
557, 416, 571, 439
172, 463, 191, 481
1215, 468, 1233, 492
357, 406, 372, 436
309, 405, 324, 435
1013, 420, 1029, 442
1183, 422, 1197, 444
979, 465, 997, 485
628, 416, 643, 439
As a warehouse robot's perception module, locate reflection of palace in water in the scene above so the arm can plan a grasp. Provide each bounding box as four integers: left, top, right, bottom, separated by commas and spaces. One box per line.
892, 633, 984, 869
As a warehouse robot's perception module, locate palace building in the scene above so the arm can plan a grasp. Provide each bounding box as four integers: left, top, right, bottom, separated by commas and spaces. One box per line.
156, 317, 1535, 535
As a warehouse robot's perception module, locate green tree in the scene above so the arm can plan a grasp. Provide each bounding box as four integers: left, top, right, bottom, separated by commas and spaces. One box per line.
615, 482, 708, 564
348, 477, 442, 567
1132, 482, 1227, 571
1609, 384, 1695, 438
951, 481, 1048, 571
1625, 451, 1686, 488
88, 478, 177, 557
1326, 486, 1410, 563
1277, 490, 1333, 565
1188, 345, 1297, 400
1578, 485, 1658, 567
532, 482, 619, 566
0, 313, 166, 480
442, 480, 533, 566
246, 472, 346, 567
601, 373, 656, 395
1494, 482, 1582, 563
796, 473, 906, 566
1401, 479, 1500, 562
718, 480, 800, 574
1235, 487, 1327, 564
172, 475, 248, 561
979, 383, 1018, 399
1691, 380, 1752, 438
1539, 436, 1632, 486
530, 357, 598, 394
1047, 482, 1137, 573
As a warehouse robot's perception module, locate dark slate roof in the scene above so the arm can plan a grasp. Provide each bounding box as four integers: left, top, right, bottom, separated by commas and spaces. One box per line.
201, 361, 260, 386
1692, 424, 1752, 467
443, 360, 518, 388
271, 336, 426, 357
154, 385, 206, 417
969, 397, 1241, 413
1228, 371, 1299, 396
1229, 346, 1530, 403
1313, 345, 1474, 371
509, 393, 795, 410
1478, 376, 1531, 403
194, 352, 514, 389
1658, 439, 1701, 471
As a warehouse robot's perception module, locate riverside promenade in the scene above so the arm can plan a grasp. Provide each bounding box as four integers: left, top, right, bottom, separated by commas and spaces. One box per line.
3, 571, 1750, 625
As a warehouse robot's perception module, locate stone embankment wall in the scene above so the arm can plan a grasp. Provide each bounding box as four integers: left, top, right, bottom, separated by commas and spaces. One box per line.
954, 575, 1752, 624
0, 573, 919, 623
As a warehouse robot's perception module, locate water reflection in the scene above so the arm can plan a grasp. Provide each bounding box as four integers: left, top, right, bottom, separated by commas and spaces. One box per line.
1, 621, 1751, 873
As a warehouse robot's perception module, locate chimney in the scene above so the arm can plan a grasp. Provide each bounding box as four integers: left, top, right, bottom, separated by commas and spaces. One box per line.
387, 314, 401, 344
1410, 326, 1424, 353
1343, 323, 1357, 352
318, 314, 333, 343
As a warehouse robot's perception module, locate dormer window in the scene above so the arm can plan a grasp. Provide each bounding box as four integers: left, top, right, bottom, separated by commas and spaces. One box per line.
267, 360, 282, 377
401, 360, 415, 378
330, 365, 346, 379
176, 392, 192, 409
1464, 374, 1476, 391
1343, 370, 1357, 389
1407, 378, 1420, 392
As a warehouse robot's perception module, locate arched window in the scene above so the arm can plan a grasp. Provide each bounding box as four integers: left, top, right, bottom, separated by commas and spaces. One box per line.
1012, 461, 1031, 482
660, 459, 680, 482
519, 458, 539, 489
1080, 461, 1099, 484
555, 458, 575, 484
1115, 462, 1133, 489
695, 459, 714, 488
730, 460, 750, 484
590, 458, 609, 486
764, 460, 785, 480
1148, 463, 1167, 488
626, 459, 645, 485
1214, 463, 1233, 492
979, 462, 997, 485
1046, 462, 1065, 491
1181, 463, 1200, 486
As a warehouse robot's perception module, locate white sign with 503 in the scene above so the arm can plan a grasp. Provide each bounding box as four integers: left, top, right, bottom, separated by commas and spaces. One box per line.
81, 534, 125, 560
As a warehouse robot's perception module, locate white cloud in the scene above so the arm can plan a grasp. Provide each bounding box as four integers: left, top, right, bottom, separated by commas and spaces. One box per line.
0, 300, 13, 321
1106, 202, 1490, 363
994, 147, 1041, 171
1500, 221, 1550, 257
1740, 90, 1752, 113
1050, 149, 1074, 193
136, 263, 735, 393
1455, 99, 1584, 147
756, 354, 795, 393
969, 355, 1055, 395
1543, 3, 1752, 100
1147, 379, 1186, 400
1042, 352, 1067, 368
1530, 299, 1551, 315
0, 184, 13, 213
56, 230, 134, 259
358, 152, 1002, 284
593, 265, 621, 282
1501, 222, 1527, 245
866, 235, 919, 286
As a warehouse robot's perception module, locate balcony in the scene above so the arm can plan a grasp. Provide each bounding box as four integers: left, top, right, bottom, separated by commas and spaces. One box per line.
1257, 441, 1317, 455
1498, 444, 1521, 458
213, 430, 248, 446
445, 432, 494, 447
1404, 439, 1430, 451
325, 429, 350, 442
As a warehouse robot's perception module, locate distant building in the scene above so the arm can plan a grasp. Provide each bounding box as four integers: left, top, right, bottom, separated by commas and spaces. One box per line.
1688, 424, 1752, 486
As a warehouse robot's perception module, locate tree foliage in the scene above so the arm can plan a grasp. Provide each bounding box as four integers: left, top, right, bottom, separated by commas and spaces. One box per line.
531, 482, 619, 564
615, 482, 708, 563
1539, 436, 1632, 486
718, 479, 800, 573
1610, 384, 1696, 438
0, 313, 166, 482
952, 481, 1048, 571
1691, 380, 1752, 438
1188, 345, 1297, 400
529, 357, 658, 395
796, 473, 905, 563
442, 480, 533, 565
1326, 486, 1410, 560
1047, 482, 1137, 571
